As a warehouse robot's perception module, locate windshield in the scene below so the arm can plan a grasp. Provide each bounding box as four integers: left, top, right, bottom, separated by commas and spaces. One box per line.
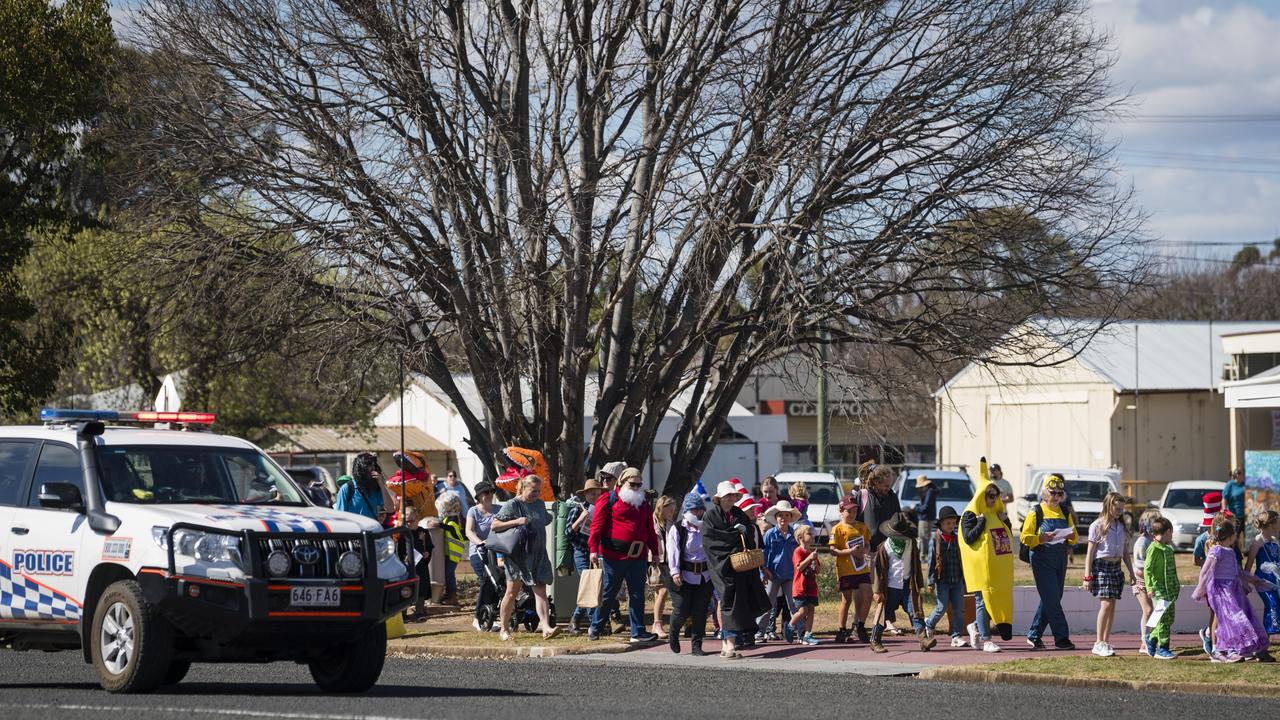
1063, 480, 1110, 502
804, 483, 843, 505
901, 474, 974, 501
97, 445, 307, 505
1164, 488, 1214, 510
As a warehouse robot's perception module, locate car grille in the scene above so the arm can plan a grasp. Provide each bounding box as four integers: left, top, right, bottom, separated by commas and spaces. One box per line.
1180, 523, 1200, 535
1075, 513, 1097, 530
255, 536, 363, 579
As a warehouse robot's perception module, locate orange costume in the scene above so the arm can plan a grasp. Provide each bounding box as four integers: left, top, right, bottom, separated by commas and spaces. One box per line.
495, 446, 555, 501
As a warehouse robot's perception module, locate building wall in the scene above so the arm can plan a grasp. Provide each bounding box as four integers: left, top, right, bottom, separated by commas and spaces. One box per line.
373, 384, 485, 490
936, 354, 1118, 500
1110, 391, 1231, 498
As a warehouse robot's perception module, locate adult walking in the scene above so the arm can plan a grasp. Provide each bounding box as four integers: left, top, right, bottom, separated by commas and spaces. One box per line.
666, 491, 712, 656
1020, 474, 1078, 650
862, 464, 902, 550
1224, 468, 1247, 551
465, 481, 498, 632
703, 481, 770, 658
588, 467, 661, 643
491, 475, 559, 641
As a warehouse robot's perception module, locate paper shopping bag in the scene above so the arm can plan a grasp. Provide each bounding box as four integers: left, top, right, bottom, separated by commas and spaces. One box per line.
577, 567, 604, 608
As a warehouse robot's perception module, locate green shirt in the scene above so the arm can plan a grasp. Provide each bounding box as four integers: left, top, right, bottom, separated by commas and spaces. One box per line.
1144, 541, 1179, 601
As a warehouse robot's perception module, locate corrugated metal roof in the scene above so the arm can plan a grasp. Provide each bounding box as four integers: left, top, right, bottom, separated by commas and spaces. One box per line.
1034, 319, 1280, 391
267, 425, 450, 453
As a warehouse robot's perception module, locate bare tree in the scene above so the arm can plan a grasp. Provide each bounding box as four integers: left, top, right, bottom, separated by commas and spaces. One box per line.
131, 0, 1145, 497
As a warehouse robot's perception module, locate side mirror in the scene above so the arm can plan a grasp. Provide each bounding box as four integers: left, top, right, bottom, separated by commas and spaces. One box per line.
39, 482, 85, 511
1021, 493, 1038, 502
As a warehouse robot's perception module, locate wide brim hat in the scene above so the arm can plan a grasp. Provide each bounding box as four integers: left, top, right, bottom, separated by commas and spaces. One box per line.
473, 481, 496, 497
577, 478, 605, 497
713, 480, 742, 500
763, 500, 801, 525
879, 511, 917, 541
936, 505, 959, 522
915, 475, 933, 489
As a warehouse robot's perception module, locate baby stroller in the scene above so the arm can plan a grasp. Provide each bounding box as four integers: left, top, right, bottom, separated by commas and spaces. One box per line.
474, 545, 555, 632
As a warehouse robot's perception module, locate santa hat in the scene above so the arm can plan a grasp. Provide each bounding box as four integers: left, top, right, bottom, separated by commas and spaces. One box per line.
1202, 491, 1222, 528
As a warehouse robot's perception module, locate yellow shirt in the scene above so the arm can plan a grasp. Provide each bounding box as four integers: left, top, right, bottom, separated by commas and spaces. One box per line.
831, 521, 871, 577
1019, 503, 1076, 549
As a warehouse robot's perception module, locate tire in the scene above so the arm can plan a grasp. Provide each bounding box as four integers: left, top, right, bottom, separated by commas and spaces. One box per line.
308, 623, 387, 693
162, 660, 191, 686
90, 580, 175, 693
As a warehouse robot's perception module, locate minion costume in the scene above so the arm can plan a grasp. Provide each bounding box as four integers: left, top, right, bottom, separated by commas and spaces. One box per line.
960, 457, 1015, 641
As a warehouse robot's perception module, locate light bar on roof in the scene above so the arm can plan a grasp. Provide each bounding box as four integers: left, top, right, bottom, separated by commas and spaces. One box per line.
40, 408, 217, 425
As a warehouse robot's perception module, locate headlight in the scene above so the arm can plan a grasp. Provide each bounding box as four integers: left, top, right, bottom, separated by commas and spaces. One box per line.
171, 529, 245, 570
338, 551, 364, 578
375, 536, 397, 563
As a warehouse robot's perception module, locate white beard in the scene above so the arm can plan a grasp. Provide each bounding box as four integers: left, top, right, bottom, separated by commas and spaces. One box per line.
618, 486, 645, 508
682, 512, 703, 529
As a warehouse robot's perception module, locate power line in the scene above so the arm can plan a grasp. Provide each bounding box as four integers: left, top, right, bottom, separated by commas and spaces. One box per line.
1121, 149, 1280, 167
1133, 113, 1280, 123
1120, 162, 1280, 176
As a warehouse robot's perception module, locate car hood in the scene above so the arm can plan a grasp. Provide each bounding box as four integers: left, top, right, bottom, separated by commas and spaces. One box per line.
109, 503, 382, 534
1160, 507, 1204, 527
807, 503, 841, 532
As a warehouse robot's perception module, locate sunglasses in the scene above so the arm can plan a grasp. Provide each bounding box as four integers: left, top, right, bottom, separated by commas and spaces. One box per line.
625, 481, 643, 489
984, 490, 998, 497
1048, 490, 1065, 497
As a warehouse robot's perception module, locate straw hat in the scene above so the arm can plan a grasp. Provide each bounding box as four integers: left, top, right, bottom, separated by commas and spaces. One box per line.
577, 478, 605, 498
763, 500, 802, 526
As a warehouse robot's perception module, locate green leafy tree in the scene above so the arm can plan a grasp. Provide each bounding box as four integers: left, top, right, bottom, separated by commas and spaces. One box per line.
0, 0, 114, 415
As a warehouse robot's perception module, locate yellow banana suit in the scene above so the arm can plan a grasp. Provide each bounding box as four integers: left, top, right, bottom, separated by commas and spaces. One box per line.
960, 457, 1015, 640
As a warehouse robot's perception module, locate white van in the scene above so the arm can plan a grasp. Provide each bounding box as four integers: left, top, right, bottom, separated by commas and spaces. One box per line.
0, 409, 414, 693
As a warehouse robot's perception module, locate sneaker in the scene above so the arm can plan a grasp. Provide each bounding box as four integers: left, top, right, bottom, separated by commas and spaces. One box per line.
950, 636, 967, 648
1142, 637, 1155, 656
783, 623, 797, 643
1091, 642, 1107, 657
801, 633, 819, 646
711, 629, 723, 640
755, 631, 768, 644
1153, 647, 1176, 660
587, 627, 601, 641
1199, 627, 1214, 655
630, 631, 659, 644
982, 641, 1002, 653
834, 629, 849, 644
1226, 651, 1244, 663
472, 619, 484, 633
967, 622, 979, 650
1054, 640, 1076, 651
765, 630, 780, 642
1257, 651, 1277, 663
1026, 637, 1045, 650
1098, 642, 1115, 657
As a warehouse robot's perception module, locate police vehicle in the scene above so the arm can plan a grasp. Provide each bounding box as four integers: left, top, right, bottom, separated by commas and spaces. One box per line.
0, 409, 416, 693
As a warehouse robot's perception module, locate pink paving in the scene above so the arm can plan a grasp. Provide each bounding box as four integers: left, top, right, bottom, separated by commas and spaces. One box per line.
639, 633, 1205, 666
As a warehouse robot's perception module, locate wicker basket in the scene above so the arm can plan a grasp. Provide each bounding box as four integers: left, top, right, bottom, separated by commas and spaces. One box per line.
729, 536, 763, 572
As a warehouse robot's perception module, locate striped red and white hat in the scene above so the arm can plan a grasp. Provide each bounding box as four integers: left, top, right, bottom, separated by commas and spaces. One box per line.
1202, 491, 1222, 527
736, 493, 761, 517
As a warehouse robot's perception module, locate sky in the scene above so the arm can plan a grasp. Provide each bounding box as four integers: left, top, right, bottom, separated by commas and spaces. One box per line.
1094, 0, 1280, 263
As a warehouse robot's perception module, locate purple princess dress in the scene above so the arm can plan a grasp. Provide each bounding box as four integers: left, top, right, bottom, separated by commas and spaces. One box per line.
1194, 544, 1269, 656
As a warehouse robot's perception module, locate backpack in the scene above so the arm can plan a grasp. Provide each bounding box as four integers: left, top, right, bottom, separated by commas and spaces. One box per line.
1018, 505, 1044, 564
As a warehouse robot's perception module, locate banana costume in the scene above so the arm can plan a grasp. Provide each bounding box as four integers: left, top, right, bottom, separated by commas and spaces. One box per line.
960, 457, 1015, 639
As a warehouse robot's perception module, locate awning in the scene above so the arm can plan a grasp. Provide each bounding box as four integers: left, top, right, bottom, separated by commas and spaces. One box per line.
266, 425, 450, 454
1222, 365, 1280, 409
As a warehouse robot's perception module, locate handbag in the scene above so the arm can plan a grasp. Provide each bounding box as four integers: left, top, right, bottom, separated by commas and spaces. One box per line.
577, 566, 604, 608
487, 524, 528, 556
730, 534, 763, 572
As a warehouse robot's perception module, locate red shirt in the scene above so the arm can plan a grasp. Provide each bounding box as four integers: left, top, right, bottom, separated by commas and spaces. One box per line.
588, 492, 661, 561
792, 546, 819, 598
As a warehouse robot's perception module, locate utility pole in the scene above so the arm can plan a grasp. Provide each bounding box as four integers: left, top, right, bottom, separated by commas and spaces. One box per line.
815, 168, 829, 473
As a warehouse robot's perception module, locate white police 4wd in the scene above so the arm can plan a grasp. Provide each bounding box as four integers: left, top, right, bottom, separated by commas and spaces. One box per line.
0, 409, 416, 693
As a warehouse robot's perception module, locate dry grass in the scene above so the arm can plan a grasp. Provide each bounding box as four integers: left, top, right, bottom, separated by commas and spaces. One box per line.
977, 650, 1280, 685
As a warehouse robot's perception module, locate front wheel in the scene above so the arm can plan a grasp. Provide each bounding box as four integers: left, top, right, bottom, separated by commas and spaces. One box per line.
308, 623, 387, 693
90, 580, 175, 693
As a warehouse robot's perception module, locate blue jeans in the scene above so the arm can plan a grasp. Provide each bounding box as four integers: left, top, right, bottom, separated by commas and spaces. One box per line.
1027, 545, 1070, 644
571, 545, 592, 625
444, 557, 458, 597
592, 557, 647, 636
974, 591, 992, 641
926, 581, 965, 636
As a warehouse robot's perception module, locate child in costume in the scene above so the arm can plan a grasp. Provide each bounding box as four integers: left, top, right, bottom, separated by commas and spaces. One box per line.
1193, 521, 1273, 663
960, 458, 1014, 652
1143, 517, 1179, 660
666, 491, 712, 656
926, 506, 967, 647
1132, 508, 1162, 653
1246, 510, 1280, 636
436, 491, 466, 605
1082, 492, 1136, 657
758, 501, 801, 642
789, 524, 821, 646
870, 512, 935, 653
830, 494, 872, 643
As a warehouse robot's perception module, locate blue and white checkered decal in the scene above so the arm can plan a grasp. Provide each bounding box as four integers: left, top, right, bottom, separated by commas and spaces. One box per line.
205, 505, 332, 533
0, 559, 82, 623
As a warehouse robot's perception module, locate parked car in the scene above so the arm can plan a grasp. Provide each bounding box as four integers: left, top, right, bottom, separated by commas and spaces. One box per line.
773, 471, 846, 545
1152, 480, 1223, 551
1017, 467, 1122, 542
893, 468, 976, 522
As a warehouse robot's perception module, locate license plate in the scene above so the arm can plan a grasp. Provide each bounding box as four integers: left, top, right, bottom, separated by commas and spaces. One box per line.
290, 586, 341, 607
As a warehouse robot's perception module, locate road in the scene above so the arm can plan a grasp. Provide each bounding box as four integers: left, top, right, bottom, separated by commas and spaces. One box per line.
0, 652, 1259, 719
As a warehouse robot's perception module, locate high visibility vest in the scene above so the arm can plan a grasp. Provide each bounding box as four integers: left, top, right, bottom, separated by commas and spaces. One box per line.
441, 517, 465, 563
